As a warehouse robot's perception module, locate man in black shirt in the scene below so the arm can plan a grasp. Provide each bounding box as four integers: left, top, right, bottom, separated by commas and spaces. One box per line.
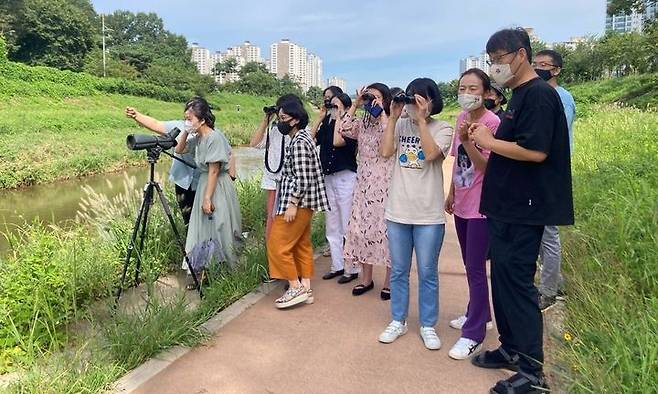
468, 28, 574, 394
309, 86, 359, 284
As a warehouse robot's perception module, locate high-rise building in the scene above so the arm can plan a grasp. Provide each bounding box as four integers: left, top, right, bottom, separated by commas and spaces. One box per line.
548, 36, 589, 50
239, 41, 262, 63
605, 0, 657, 33
190, 41, 264, 84
459, 52, 490, 76
191, 43, 211, 75
306, 53, 323, 90
326, 77, 347, 92
524, 27, 539, 42
270, 39, 309, 88
269, 39, 324, 91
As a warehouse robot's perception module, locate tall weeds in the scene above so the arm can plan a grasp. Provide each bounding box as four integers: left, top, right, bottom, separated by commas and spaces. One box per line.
559, 105, 658, 392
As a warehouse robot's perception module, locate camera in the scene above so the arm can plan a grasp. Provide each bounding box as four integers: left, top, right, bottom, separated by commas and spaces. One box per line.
127, 127, 181, 151
263, 105, 278, 115
361, 92, 375, 106
393, 93, 416, 104
324, 99, 336, 109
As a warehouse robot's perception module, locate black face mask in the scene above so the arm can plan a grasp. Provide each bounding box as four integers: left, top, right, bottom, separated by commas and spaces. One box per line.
277, 120, 293, 135
535, 68, 554, 81
484, 98, 497, 110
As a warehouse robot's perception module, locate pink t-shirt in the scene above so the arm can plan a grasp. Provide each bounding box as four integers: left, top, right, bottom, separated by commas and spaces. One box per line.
450, 110, 500, 219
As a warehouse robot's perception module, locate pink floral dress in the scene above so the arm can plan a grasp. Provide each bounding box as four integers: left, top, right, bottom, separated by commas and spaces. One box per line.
339, 113, 394, 269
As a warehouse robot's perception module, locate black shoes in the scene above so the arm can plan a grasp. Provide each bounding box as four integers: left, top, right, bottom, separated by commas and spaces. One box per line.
490, 372, 549, 394
352, 281, 374, 296
471, 347, 520, 372
380, 287, 391, 300
337, 273, 358, 284
322, 270, 344, 280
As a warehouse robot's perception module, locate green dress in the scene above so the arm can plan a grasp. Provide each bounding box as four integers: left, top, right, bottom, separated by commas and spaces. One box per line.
184, 129, 243, 270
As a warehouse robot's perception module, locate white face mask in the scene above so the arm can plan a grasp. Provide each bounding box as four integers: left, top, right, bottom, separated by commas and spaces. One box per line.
457, 94, 483, 112
403, 104, 416, 119
184, 120, 197, 135
489, 63, 514, 87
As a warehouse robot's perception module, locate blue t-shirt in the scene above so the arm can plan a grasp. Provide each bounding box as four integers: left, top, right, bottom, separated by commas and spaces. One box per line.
556, 86, 576, 154
164, 120, 200, 190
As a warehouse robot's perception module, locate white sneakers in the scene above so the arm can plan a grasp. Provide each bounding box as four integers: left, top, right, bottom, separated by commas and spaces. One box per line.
448, 337, 482, 360
378, 322, 442, 351
419, 327, 441, 350
378, 321, 408, 343
449, 315, 494, 331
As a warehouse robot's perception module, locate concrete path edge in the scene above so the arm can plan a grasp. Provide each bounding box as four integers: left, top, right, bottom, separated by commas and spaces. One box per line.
112, 253, 321, 393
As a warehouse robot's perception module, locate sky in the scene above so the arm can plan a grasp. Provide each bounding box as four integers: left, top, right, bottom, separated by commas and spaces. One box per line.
91, 0, 607, 92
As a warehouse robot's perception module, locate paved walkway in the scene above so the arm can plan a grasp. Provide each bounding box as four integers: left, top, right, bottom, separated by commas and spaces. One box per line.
133, 215, 511, 393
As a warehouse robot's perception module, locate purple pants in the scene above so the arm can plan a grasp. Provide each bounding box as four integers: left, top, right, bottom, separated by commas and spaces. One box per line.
455, 216, 491, 343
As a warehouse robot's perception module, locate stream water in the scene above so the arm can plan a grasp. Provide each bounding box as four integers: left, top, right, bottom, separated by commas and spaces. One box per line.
0, 147, 265, 254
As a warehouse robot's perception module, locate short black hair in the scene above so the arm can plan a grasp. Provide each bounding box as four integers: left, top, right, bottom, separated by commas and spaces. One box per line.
323, 86, 343, 98
276, 93, 303, 108
405, 78, 443, 115
279, 100, 309, 130
390, 87, 404, 98
536, 49, 563, 68
185, 96, 215, 128
486, 27, 532, 64
367, 82, 392, 115
459, 68, 492, 92
335, 93, 352, 109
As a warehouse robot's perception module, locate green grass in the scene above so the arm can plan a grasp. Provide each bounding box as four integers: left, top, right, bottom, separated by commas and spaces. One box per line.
0, 92, 276, 189
1, 174, 326, 392
567, 72, 658, 110
558, 104, 658, 392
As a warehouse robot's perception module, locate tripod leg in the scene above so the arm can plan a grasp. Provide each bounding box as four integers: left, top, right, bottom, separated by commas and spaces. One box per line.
153, 182, 203, 298
134, 184, 154, 286
116, 184, 150, 302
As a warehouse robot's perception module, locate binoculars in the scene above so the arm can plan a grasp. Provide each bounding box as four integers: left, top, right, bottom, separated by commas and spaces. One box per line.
393, 93, 416, 104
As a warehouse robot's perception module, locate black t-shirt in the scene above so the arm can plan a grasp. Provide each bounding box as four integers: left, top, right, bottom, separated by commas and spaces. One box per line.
494, 108, 505, 121
480, 77, 574, 226
316, 116, 357, 175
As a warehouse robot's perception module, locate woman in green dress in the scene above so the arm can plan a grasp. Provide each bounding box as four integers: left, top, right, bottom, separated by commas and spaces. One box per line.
175, 97, 243, 288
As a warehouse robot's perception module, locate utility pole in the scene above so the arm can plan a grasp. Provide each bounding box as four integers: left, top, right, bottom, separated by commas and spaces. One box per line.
102, 13, 106, 77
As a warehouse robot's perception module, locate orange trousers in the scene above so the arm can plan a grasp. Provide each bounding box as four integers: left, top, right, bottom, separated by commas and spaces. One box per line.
265, 189, 276, 240
267, 208, 314, 281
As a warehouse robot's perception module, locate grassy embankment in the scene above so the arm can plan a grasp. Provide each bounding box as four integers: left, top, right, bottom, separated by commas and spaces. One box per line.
554, 74, 657, 392
0, 58, 326, 391
0, 59, 276, 189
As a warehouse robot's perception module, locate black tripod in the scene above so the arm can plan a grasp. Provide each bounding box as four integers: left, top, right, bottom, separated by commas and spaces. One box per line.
115, 147, 202, 301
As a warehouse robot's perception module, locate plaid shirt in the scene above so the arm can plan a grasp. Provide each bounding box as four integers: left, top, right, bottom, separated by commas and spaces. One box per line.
275, 129, 330, 215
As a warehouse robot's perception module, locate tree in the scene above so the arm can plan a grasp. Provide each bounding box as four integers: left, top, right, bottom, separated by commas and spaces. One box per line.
9, 0, 96, 70
0, 34, 8, 64
437, 80, 459, 105
0, 0, 22, 54
306, 86, 323, 107
213, 57, 238, 77
239, 61, 269, 77
607, 0, 648, 15
82, 48, 138, 79
277, 74, 304, 97
102, 10, 191, 72
225, 71, 279, 95
144, 58, 214, 96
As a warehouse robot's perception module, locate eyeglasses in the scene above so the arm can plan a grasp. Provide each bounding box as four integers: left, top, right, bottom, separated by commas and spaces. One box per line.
531, 61, 558, 69
487, 50, 519, 66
